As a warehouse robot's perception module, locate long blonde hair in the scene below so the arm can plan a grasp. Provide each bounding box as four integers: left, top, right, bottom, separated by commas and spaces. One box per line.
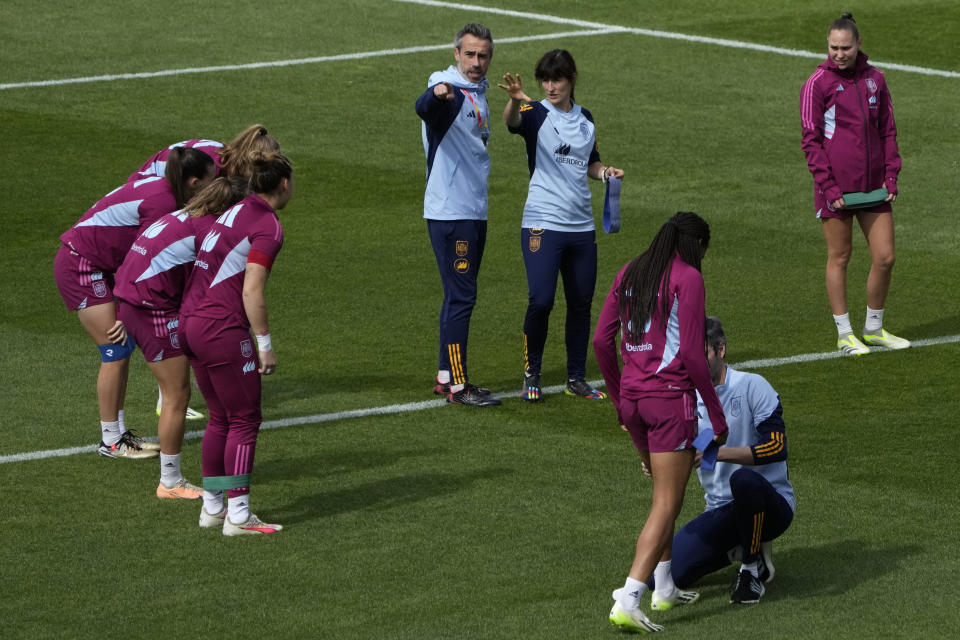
219, 124, 281, 179
184, 176, 250, 218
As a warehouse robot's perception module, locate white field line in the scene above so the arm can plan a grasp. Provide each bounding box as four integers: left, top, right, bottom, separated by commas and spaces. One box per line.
393, 0, 960, 78
2, 2, 957, 91
3, 333, 958, 465
0, 31, 613, 91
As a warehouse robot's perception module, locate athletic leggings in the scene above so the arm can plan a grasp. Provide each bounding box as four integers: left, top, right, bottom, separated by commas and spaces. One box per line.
181, 315, 262, 498
521, 228, 597, 379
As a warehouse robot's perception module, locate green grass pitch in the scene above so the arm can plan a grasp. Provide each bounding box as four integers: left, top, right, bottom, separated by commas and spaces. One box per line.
2, 1, 958, 638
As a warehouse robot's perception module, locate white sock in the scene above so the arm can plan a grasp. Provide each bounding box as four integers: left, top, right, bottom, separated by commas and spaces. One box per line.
833, 313, 853, 337
618, 577, 647, 609
118, 409, 127, 432
865, 307, 884, 332
203, 490, 224, 515
159, 453, 183, 488
437, 370, 450, 384
227, 495, 251, 525
741, 561, 759, 578
653, 560, 677, 596
450, 382, 465, 393
101, 421, 122, 446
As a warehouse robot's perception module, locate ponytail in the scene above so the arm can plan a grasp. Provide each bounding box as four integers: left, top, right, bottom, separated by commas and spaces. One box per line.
184, 176, 249, 218
618, 211, 711, 342
219, 124, 281, 179
165, 147, 215, 208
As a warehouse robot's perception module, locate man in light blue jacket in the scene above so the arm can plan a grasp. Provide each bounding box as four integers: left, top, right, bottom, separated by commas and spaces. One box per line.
415, 23, 500, 407
642, 317, 795, 609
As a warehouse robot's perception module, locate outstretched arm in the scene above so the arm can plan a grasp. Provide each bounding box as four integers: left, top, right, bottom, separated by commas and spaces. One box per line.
415, 82, 461, 130
497, 72, 532, 128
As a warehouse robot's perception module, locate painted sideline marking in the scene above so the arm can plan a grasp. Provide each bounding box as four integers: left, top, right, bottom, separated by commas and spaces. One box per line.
2, 334, 957, 465
394, 0, 960, 78
2, 2, 956, 90
0, 31, 613, 91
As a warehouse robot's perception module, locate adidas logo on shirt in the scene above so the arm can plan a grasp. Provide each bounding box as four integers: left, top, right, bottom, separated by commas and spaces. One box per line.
242, 361, 256, 374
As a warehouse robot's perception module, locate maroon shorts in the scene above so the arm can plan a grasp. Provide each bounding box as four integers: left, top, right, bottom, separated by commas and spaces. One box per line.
620, 391, 698, 453
116, 299, 183, 362
53, 244, 114, 310
814, 187, 892, 220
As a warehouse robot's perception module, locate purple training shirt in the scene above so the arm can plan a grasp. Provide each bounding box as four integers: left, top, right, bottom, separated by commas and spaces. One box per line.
114, 211, 217, 312
180, 193, 284, 331
593, 254, 728, 437
59, 176, 179, 272
129, 139, 224, 183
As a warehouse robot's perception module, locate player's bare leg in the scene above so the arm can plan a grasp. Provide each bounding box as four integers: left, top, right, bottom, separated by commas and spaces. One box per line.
77, 302, 128, 423
857, 211, 895, 311
821, 217, 853, 316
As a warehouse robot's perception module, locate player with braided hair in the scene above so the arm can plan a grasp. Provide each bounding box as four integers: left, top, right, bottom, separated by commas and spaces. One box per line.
593, 211, 728, 633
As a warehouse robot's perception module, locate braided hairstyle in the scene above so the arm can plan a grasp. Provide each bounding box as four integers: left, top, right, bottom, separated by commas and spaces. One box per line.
618, 211, 711, 342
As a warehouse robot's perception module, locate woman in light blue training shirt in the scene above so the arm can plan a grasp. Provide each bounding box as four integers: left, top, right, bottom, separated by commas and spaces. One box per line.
499, 49, 624, 403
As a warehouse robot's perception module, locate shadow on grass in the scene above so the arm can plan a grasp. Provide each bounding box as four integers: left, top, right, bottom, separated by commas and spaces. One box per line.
660, 538, 922, 623
274, 467, 514, 524
259, 371, 425, 408
255, 447, 450, 482
765, 539, 923, 600
902, 314, 960, 339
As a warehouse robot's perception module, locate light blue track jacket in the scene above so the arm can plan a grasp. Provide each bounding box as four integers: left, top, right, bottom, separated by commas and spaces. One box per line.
696, 367, 796, 513
416, 66, 491, 221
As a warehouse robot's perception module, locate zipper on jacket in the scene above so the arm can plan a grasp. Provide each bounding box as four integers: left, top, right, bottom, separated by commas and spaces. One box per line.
852, 77, 871, 190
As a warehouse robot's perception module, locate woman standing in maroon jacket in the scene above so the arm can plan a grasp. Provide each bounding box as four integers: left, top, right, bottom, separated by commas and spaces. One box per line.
800, 13, 910, 356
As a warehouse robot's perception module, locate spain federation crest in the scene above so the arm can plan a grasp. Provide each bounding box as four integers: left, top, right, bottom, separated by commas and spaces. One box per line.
729, 395, 742, 418
169, 331, 180, 349
529, 235, 541, 252
455, 240, 469, 257
241, 338, 253, 358
92, 280, 107, 298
